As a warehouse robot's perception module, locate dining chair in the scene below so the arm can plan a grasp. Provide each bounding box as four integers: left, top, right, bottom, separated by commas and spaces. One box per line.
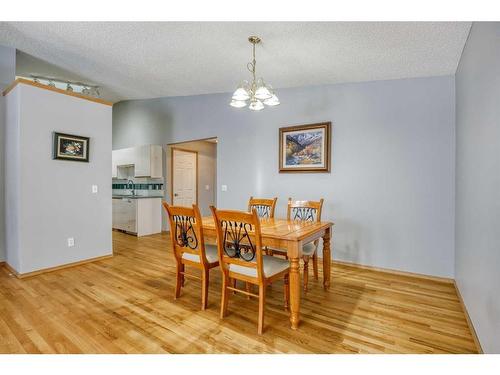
246, 196, 278, 293
247, 196, 278, 218
270, 198, 324, 292
163, 202, 219, 310
210, 206, 290, 335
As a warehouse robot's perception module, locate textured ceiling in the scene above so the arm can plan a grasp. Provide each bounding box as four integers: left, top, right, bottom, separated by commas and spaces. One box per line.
0, 22, 471, 102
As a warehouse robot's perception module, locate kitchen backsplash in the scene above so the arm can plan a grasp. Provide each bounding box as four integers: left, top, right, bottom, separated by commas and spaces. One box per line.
113, 178, 164, 197
112, 182, 164, 190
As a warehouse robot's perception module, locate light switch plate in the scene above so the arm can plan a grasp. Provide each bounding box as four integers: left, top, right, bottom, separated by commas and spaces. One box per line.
221, 185, 227, 192
92, 185, 98, 193
67, 238, 75, 247
205, 185, 210, 191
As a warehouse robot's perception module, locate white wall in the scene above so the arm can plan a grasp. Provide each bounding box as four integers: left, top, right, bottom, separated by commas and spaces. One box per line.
0, 44, 16, 262
114, 76, 456, 278
455, 22, 500, 354
5, 83, 112, 274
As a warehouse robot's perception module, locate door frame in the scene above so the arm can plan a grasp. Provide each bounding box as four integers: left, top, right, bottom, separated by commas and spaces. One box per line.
170, 147, 199, 206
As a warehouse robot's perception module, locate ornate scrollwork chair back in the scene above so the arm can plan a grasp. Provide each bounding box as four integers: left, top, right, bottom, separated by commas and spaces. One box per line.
287, 198, 324, 223
164, 203, 208, 265
247, 196, 278, 219
210, 207, 265, 281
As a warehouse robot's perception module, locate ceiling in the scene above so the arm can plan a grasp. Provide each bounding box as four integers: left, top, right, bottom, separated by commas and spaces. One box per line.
0, 22, 471, 103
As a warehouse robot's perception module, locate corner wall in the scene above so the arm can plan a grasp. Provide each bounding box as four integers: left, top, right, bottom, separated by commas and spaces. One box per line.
114, 75, 456, 278
0, 44, 16, 262
455, 22, 500, 353
5, 83, 113, 274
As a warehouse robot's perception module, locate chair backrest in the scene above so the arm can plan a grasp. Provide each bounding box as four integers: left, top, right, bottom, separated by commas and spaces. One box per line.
210, 206, 264, 281
287, 198, 324, 223
247, 196, 278, 218
163, 202, 209, 265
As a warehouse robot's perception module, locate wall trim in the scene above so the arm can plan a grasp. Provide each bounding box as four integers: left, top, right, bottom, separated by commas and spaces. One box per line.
332, 259, 455, 284
2, 78, 113, 106
2, 254, 113, 279
454, 280, 483, 354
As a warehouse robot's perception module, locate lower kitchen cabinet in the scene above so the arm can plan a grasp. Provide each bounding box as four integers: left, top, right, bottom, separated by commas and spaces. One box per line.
112, 197, 162, 236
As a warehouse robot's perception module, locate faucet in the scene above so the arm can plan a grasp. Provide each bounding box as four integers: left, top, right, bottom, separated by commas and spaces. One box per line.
127, 179, 135, 196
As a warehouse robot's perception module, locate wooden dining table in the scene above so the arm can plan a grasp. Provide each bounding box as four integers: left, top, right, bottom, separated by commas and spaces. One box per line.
201, 216, 334, 330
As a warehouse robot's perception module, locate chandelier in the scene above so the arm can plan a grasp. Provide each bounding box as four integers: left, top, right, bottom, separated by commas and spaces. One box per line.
230, 36, 280, 111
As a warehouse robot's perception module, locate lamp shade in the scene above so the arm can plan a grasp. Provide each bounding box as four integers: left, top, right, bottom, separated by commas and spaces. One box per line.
254, 79, 272, 100
230, 100, 247, 108
264, 94, 280, 106
249, 99, 264, 111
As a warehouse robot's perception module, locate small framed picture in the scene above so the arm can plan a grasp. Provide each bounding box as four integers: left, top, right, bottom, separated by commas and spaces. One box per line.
279, 122, 331, 173
53, 132, 90, 162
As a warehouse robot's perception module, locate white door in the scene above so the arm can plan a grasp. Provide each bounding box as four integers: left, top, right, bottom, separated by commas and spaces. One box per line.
172, 149, 197, 206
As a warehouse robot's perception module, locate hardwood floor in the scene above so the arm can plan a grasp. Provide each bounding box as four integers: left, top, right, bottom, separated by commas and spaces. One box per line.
0, 231, 477, 353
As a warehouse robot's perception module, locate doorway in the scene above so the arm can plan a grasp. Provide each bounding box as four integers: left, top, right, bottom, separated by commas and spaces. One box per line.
167, 137, 217, 217
171, 148, 198, 206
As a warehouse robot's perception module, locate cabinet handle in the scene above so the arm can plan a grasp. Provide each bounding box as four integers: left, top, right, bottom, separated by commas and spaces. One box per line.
174, 193, 179, 197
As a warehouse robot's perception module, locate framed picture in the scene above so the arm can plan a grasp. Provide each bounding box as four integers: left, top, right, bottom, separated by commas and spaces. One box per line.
279, 122, 331, 173
53, 132, 90, 162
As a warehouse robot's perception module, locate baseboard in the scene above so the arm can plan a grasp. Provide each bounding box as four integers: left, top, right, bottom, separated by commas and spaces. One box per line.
332, 259, 455, 284
2, 254, 113, 279
454, 281, 483, 354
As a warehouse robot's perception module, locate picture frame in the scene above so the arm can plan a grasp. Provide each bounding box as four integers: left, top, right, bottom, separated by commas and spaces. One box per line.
279, 122, 331, 173
53, 132, 90, 162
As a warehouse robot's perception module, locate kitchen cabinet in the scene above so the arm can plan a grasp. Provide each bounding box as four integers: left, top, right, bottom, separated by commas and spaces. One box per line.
112, 197, 137, 233
112, 145, 163, 178
134, 145, 163, 178
112, 197, 162, 236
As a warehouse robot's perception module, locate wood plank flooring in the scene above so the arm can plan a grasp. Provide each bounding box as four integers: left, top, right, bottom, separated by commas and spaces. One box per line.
0, 231, 477, 353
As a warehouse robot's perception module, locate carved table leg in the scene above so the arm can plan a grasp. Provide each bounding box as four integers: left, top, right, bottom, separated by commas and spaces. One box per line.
322, 227, 331, 290
289, 256, 301, 330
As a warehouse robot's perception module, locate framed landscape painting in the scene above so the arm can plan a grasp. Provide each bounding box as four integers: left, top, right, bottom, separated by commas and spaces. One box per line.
53, 132, 90, 162
279, 122, 331, 173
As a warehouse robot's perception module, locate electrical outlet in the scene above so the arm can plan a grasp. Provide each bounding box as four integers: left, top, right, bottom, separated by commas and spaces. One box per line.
221, 185, 227, 192
92, 185, 98, 193
205, 184, 210, 191
67, 238, 75, 247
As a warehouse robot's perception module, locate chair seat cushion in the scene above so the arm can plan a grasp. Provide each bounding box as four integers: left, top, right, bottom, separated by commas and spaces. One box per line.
229, 255, 289, 278
302, 242, 317, 256
182, 245, 218, 264
268, 242, 317, 256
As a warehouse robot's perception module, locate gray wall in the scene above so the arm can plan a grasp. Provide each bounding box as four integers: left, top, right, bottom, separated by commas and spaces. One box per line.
5, 83, 112, 273
455, 22, 500, 353
166, 140, 217, 218
114, 75, 456, 278
0, 44, 16, 262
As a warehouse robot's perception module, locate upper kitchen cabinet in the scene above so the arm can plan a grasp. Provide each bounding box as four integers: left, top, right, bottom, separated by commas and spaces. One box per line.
134, 145, 163, 178
112, 145, 163, 178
